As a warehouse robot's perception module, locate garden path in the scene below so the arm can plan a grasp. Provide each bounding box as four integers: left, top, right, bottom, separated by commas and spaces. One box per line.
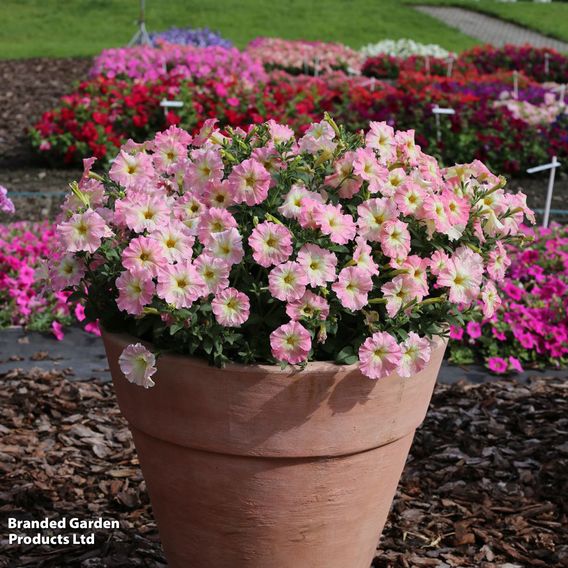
414, 6, 568, 51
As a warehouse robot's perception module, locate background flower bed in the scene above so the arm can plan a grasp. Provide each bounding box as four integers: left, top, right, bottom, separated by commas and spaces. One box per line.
30, 42, 568, 175
0, 222, 98, 338
449, 224, 568, 373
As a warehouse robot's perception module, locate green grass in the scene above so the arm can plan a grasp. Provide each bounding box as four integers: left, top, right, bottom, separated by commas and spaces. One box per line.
0, 0, 479, 59
406, 0, 568, 44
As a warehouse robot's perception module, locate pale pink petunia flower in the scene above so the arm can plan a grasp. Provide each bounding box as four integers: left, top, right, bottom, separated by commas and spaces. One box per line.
109, 150, 154, 190
357, 197, 398, 241
119, 343, 157, 388
352, 237, 379, 276
268, 261, 308, 302
481, 280, 501, 319
49, 254, 86, 290
205, 227, 244, 266
315, 203, 357, 245
487, 242, 511, 282
267, 119, 294, 144
185, 148, 224, 194
365, 121, 395, 162
381, 276, 413, 318
193, 253, 231, 293
122, 236, 167, 277
397, 332, 431, 378
437, 247, 483, 306
395, 182, 426, 216
286, 290, 330, 321
270, 321, 312, 365
278, 184, 324, 220
228, 158, 271, 206
430, 250, 451, 277
332, 266, 373, 311
211, 287, 250, 327
116, 269, 155, 315
358, 332, 402, 380
380, 220, 411, 260
175, 194, 205, 234
58, 209, 113, 253
298, 121, 336, 154
150, 222, 195, 263
248, 221, 293, 268
204, 179, 234, 209
296, 244, 337, 286
0, 185, 15, 214
156, 261, 206, 309
353, 147, 388, 193
120, 194, 170, 234
197, 208, 238, 246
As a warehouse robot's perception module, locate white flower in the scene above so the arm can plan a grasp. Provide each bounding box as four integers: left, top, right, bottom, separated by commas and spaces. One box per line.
118, 343, 157, 389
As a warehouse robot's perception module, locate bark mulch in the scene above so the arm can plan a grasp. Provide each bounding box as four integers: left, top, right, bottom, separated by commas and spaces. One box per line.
0, 57, 92, 168
0, 367, 566, 567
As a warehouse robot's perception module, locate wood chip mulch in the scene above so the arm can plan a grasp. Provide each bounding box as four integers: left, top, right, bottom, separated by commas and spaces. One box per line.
0, 368, 566, 567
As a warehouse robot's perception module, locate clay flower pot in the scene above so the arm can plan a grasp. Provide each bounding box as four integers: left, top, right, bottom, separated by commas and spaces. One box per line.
103, 331, 447, 568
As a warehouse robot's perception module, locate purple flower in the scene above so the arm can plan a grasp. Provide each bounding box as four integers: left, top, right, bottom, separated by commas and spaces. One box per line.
149, 27, 232, 48
0, 186, 15, 214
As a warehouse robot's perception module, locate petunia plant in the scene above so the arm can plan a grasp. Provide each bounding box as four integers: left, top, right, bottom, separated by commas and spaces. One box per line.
47, 116, 534, 387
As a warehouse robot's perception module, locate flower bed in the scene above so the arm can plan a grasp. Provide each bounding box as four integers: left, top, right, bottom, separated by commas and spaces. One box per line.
30, 41, 568, 175
90, 44, 267, 84
459, 44, 568, 84
449, 225, 568, 373
360, 39, 453, 59
246, 37, 363, 75
149, 26, 232, 48
0, 222, 98, 338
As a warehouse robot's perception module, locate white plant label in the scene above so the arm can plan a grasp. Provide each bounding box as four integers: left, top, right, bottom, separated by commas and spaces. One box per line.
527, 156, 561, 228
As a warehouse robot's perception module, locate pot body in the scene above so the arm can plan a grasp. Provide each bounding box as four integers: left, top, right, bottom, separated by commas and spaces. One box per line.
103, 332, 446, 568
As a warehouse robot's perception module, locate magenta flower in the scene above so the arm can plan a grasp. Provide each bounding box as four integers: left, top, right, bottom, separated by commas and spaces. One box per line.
487, 356, 508, 375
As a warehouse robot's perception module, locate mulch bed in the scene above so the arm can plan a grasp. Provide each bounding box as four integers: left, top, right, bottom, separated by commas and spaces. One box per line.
0, 368, 567, 567
0, 57, 91, 168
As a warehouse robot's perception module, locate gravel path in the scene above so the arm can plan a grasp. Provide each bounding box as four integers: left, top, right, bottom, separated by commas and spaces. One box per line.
414, 6, 568, 51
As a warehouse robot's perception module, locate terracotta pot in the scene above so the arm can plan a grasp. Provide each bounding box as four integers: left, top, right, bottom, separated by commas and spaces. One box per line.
103, 331, 447, 568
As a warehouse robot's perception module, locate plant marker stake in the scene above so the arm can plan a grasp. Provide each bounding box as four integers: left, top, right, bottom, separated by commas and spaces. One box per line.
432, 105, 456, 143
446, 56, 453, 78
369, 77, 376, 92
545, 52, 550, 77
559, 84, 566, 105
527, 156, 561, 228
314, 56, 320, 77
128, 0, 152, 47
425, 55, 430, 75
513, 71, 519, 100
160, 99, 184, 118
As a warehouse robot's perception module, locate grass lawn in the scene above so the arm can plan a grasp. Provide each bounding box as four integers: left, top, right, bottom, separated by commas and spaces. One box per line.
0, 0, 479, 59
406, 0, 568, 44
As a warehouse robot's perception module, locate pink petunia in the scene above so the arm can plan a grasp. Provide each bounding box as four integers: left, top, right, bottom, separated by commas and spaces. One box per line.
286, 290, 330, 321
122, 236, 167, 277
296, 244, 337, 286
211, 288, 250, 327
397, 332, 431, 378
228, 158, 271, 206
156, 261, 206, 308
248, 221, 293, 268
487, 356, 508, 375
116, 269, 155, 315
268, 261, 308, 302
332, 266, 373, 311
358, 331, 402, 380
270, 321, 312, 365
58, 209, 113, 253
119, 343, 157, 388
314, 203, 356, 245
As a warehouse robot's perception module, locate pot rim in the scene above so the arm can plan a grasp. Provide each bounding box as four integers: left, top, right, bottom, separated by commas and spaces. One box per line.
103, 329, 447, 377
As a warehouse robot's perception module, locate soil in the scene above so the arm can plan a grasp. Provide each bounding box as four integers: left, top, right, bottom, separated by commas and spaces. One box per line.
0, 367, 566, 567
